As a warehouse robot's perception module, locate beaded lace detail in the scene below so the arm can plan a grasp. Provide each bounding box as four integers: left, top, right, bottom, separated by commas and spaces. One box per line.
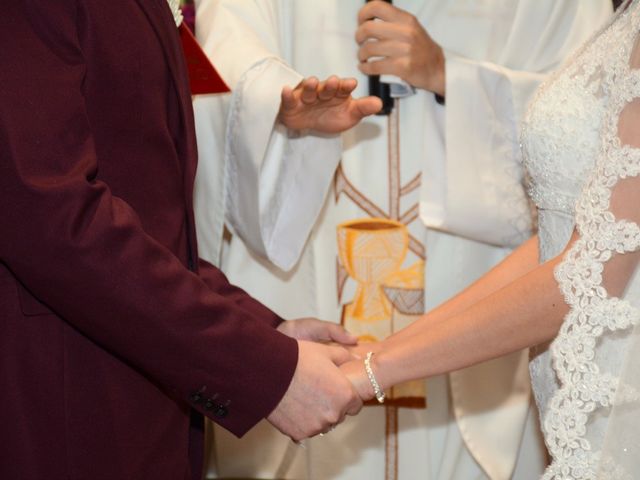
522, 2, 640, 478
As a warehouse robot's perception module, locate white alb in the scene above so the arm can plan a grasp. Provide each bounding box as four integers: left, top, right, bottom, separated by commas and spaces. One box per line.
193, 1, 610, 478
522, 1, 640, 477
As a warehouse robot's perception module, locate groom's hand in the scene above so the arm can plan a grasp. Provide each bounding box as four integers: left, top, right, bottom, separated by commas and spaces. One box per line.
267, 340, 363, 441
277, 318, 358, 346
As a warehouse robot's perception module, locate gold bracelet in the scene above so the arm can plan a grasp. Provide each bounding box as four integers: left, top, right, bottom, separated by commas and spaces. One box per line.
364, 351, 385, 404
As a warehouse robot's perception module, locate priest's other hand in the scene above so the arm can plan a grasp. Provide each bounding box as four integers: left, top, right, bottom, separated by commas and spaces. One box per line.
356, 1, 445, 96
267, 340, 363, 441
277, 318, 358, 346
278, 76, 382, 133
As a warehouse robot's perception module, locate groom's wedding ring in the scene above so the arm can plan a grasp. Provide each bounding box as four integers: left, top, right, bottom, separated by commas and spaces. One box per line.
318, 424, 337, 437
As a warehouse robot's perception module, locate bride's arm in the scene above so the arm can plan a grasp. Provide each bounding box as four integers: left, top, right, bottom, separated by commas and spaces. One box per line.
344, 64, 640, 399
346, 225, 640, 397
349, 235, 541, 363
372, 235, 570, 390
389, 234, 541, 343
350, 234, 541, 363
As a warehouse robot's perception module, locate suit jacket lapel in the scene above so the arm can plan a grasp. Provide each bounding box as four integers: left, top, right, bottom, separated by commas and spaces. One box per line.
133, 0, 198, 194
134, 0, 187, 99
133, 0, 199, 258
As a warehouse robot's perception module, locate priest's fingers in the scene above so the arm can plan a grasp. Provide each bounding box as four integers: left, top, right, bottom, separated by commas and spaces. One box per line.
280, 84, 297, 111
336, 77, 358, 98
355, 19, 407, 45
300, 76, 319, 104
352, 96, 383, 118
358, 57, 402, 78
357, 1, 410, 26
317, 75, 340, 101
358, 39, 406, 63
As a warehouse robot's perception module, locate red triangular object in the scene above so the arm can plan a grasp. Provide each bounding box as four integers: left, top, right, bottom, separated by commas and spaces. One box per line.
179, 23, 230, 95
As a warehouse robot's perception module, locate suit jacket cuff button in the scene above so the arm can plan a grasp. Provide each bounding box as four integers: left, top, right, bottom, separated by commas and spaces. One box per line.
214, 405, 228, 418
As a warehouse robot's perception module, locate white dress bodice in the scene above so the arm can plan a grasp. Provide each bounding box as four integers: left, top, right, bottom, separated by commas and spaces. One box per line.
522, 0, 613, 426
522, 1, 640, 478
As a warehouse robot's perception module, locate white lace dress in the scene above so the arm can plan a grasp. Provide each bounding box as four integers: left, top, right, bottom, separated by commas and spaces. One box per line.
522, 1, 640, 478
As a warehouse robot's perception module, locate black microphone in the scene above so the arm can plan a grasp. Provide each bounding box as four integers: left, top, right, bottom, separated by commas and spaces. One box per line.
365, 0, 394, 115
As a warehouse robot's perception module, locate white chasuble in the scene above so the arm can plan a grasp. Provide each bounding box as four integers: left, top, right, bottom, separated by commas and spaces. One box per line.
192, 1, 611, 479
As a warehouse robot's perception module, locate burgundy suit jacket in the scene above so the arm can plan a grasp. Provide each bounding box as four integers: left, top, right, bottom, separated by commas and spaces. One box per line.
0, 1, 298, 479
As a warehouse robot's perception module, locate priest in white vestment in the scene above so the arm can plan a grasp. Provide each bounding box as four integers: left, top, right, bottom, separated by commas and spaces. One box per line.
192, 1, 612, 479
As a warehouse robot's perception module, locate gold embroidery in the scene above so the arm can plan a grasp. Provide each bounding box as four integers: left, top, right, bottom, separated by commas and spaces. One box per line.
335, 103, 426, 408
334, 102, 426, 480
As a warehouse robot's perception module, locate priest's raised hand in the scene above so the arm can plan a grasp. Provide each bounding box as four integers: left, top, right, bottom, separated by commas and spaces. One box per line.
278, 76, 382, 134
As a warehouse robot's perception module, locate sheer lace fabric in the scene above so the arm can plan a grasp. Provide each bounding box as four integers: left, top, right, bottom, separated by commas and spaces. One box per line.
521, 1, 640, 478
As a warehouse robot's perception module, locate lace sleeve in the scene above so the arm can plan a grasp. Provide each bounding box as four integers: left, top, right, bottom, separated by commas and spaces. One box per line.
543, 43, 640, 479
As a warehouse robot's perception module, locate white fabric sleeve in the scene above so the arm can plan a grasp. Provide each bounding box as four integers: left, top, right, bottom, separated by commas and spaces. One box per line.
223, 58, 342, 270
421, 0, 613, 248
194, 0, 341, 271
421, 55, 541, 248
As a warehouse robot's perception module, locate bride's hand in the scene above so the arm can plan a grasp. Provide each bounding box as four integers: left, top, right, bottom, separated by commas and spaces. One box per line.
340, 358, 376, 401
277, 318, 358, 346
347, 340, 382, 360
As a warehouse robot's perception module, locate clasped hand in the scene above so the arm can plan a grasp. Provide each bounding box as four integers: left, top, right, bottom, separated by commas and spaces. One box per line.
268, 318, 379, 441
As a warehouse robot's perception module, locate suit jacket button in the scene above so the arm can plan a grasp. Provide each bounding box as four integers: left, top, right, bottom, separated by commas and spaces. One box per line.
214, 405, 228, 418
204, 399, 215, 411
190, 393, 203, 404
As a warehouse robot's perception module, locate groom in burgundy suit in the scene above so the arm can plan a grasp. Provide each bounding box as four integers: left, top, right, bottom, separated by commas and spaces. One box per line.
0, 1, 363, 479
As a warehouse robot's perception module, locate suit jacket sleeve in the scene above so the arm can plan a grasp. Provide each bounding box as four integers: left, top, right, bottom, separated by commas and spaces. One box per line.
197, 258, 282, 328
0, 0, 296, 437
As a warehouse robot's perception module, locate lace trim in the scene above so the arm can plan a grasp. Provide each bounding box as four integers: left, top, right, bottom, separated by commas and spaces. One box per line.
523, 0, 627, 139
543, 5, 640, 477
